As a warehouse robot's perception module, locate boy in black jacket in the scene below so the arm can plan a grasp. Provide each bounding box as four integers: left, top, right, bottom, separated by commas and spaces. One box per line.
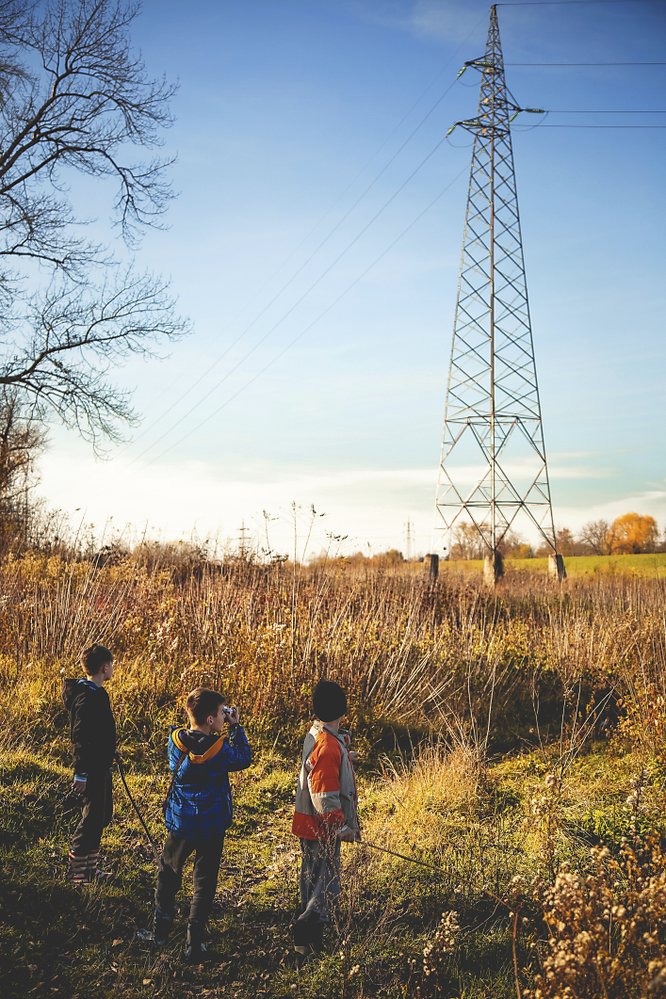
62, 644, 117, 883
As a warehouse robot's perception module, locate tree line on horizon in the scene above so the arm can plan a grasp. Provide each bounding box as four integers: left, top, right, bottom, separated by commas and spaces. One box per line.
446, 513, 664, 561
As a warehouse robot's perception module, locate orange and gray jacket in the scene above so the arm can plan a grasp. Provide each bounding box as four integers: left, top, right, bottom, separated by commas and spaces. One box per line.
291, 720, 359, 840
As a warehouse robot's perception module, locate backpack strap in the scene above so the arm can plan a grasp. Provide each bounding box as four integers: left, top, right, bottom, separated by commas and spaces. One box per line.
171, 727, 226, 763
161, 749, 188, 817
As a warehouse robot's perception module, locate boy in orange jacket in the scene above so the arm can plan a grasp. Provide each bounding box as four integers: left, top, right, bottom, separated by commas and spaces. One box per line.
291, 679, 360, 957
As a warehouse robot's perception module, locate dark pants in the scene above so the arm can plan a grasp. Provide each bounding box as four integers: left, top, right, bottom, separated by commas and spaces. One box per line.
70, 769, 113, 856
155, 831, 225, 926
293, 837, 341, 946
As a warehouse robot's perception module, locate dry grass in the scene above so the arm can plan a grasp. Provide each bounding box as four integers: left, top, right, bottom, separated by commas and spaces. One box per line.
0, 551, 664, 759
1, 552, 665, 996
527, 841, 666, 998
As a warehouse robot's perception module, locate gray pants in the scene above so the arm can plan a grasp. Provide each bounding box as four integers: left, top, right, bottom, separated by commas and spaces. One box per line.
294, 837, 341, 939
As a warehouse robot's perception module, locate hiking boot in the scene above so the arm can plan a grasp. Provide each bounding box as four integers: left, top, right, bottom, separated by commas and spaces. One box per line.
292, 912, 324, 953
183, 921, 208, 963
136, 909, 173, 947
294, 946, 307, 969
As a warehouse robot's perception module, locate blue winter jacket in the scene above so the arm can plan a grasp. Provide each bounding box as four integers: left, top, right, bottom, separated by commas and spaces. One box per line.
164, 724, 252, 839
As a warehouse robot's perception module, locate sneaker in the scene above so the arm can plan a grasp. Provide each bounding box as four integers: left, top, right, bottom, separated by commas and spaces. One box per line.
137, 910, 172, 947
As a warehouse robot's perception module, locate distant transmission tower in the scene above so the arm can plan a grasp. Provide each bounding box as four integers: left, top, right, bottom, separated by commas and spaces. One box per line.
404, 518, 414, 561
237, 520, 250, 558
435, 4, 564, 584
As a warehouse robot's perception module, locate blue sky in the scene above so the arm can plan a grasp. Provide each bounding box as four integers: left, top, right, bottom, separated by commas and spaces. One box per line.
39, 0, 666, 557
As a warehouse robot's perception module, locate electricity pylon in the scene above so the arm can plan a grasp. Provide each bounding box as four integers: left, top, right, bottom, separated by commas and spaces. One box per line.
435, 4, 564, 584
404, 518, 414, 561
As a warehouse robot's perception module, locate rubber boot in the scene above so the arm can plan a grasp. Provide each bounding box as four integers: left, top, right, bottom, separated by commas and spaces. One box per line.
184, 921, 208, 963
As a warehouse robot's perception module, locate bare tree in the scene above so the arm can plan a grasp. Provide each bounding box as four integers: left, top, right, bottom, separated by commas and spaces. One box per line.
0, 388, 45, 549
498, 528, 532, 558
554, 526, 578, 557
578, 519, 612, 556
449, 522, 533, 559
450, 521, 487, 560
0, 0, 187, 448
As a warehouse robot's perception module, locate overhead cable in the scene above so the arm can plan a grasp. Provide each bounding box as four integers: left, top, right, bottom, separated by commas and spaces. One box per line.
547, 108, 666, 112
125, 136, 450, 468
499, 1, 661, 6
123, 13, 487, 456
140, 165, 470, 470
532, 123, 666, 127
129, 79, 460, 451
506, 61, 666, 66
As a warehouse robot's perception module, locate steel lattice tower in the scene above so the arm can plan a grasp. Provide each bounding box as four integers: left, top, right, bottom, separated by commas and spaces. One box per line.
435, 5, 564, 583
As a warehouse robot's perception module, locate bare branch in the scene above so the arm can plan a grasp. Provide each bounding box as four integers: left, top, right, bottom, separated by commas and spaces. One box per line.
0, 1, 186, 444
0, 266, 188, 447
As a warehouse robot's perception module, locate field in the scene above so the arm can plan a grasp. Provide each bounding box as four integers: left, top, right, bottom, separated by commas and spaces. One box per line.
1, 551, 666, 998
440, 552, 666, 578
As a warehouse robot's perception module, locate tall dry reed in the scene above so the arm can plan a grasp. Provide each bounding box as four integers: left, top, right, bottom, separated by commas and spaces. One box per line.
0, 552, 663, 754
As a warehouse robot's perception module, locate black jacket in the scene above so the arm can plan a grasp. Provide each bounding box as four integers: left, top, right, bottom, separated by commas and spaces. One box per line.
62, 678, 117, 777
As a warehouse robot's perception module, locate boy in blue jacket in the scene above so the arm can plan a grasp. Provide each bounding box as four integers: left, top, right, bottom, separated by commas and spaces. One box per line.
141, 686, 252, 961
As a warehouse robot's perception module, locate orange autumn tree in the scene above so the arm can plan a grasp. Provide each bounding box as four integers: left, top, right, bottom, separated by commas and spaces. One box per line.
609, 512, 659, 554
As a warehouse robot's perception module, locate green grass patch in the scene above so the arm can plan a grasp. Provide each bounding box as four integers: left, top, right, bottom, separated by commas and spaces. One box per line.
440, 552, 666, 577
3, 738, 663, 997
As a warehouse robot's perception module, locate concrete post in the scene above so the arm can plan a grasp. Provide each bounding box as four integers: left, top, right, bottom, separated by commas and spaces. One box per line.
484, 550, 504, 587
424, 553, 439, 581
548, 553, 566, 581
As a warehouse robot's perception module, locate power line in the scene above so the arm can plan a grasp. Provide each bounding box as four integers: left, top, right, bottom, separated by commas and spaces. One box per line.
506, 61, 666, 66
547, 108, 666, 112
129, 82, 459, 453
499, 1, 662, 6
125, 136, 450, 469
135, 66, 463, 423
123, 14, 487, 457
534, 123, 666, 127
139, 165, 469, 470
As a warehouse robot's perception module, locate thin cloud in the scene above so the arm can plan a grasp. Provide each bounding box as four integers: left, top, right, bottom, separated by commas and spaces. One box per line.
38, 449, 632, 555
348, 0, 485, 45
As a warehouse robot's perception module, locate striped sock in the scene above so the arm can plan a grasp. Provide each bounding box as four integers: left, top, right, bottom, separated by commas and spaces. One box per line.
87, 850, 99, 878
68, 851, 90, 883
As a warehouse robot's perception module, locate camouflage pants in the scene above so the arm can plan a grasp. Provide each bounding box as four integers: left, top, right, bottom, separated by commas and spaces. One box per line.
293, 836, 341, 945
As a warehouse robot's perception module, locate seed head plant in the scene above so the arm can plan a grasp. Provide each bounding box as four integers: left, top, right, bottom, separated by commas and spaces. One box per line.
528, 841, 666, 999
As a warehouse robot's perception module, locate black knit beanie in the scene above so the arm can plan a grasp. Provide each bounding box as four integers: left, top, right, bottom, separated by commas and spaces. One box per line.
312, 679, 347, 723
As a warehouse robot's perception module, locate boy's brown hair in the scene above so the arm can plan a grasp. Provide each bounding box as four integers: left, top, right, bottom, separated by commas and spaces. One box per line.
186, 687, 226, 725
82, 644, 113, 675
